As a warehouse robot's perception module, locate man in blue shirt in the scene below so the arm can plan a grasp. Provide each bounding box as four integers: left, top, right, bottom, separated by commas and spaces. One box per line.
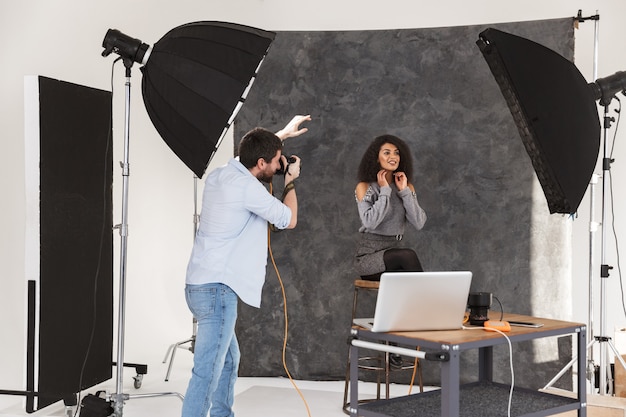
182, 115, 311, 417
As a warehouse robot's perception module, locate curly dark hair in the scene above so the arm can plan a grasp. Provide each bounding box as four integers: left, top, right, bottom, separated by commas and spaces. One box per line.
238, 127, 283, 169
357, 134, 414, 183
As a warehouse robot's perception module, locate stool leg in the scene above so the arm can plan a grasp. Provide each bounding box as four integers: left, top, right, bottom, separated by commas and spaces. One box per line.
342, 286, 361, 412
351, 286, 359, 323
385, 349, 390, 399
376, 354, 382, 400
414, 347, 424, 393
342, 349, 351, 412
418, 357, 424, 393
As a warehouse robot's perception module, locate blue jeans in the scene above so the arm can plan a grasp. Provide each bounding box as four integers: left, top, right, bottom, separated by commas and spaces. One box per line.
182, 283, 240, 417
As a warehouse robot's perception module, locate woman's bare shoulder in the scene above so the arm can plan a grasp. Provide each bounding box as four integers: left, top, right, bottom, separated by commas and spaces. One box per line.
355, 182, 370, 201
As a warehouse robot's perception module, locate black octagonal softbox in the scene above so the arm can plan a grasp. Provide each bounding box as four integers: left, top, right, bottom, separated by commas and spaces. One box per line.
140, 22, 276, 178
103, 21, 276, 178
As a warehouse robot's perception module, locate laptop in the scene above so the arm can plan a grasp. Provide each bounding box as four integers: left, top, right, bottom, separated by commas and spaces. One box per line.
353, 271, 472, 332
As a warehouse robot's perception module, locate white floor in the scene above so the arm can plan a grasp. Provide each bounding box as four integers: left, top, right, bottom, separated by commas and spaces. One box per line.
0, 352, 425, 417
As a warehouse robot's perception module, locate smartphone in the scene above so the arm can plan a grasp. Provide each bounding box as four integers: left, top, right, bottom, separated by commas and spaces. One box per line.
508, 320, 544, 328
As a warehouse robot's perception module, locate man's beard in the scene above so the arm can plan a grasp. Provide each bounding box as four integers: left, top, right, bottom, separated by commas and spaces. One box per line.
258, 175, 271, 183
257, 171, 274, 183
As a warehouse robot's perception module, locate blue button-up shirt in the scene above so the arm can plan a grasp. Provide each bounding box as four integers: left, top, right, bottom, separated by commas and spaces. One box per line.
185, 158, 292, 307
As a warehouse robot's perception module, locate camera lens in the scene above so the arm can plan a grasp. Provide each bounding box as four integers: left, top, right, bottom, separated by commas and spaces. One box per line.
276, 156, 296, 175
277, 158, 287, 175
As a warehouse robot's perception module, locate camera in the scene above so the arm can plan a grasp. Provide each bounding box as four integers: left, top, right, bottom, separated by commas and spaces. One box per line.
277, 156, 297, 175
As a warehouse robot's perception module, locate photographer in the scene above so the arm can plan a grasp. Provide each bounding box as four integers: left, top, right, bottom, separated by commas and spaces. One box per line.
182, 114, 311, 417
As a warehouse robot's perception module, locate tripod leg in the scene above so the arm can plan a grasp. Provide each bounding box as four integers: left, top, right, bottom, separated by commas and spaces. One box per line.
602, 339, 626, 395
543, 339, 596, 390
608, 339, 626, 370
165, 345, 179, 382
164, 338, 193, 381
162, 344, 175, 363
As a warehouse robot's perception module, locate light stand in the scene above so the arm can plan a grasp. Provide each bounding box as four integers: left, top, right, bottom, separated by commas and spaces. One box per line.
110, 59, 133, 417
545, 74, 626, 395
545, 11, 603, 393
595, 101, 622, 395
587, 171, 600, 390
102, 33, 183, 417
586, 11, 601, 392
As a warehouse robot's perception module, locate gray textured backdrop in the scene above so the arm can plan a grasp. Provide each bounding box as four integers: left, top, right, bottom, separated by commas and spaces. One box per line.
233, 18, 575, 388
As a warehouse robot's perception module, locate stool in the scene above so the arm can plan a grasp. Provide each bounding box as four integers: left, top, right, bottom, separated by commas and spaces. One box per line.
342, 279, 423, 413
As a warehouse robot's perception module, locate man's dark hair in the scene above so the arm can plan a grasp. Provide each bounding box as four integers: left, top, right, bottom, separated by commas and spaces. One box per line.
357, 134, 414, 183
238, 127, 282, 169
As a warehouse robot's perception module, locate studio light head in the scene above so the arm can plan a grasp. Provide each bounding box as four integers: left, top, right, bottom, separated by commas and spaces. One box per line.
589, 71, 626, 106
101, 29, 151, 66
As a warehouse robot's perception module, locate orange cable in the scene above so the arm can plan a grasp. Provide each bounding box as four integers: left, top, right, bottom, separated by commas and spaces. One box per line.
267, 182, 312, 417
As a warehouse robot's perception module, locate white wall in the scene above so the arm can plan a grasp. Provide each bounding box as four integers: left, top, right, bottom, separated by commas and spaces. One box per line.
2, 0, 626, 404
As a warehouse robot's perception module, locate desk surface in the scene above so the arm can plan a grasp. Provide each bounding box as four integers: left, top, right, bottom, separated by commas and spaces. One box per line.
358, 313, 585, 347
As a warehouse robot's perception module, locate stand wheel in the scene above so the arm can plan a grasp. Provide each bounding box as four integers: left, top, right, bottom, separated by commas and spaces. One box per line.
64, 405, 77, 417
63, 394, 77, 417
133, 374, 143, 389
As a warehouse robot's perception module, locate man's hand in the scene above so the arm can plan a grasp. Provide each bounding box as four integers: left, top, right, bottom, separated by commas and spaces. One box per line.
284, 155, 301, 182
276, 115, 312, 141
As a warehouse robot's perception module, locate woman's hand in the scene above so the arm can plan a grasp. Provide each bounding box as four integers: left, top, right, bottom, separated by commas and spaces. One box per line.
394, 171, 408, 190
377, 169, 389, 188
275, 115, 312, 141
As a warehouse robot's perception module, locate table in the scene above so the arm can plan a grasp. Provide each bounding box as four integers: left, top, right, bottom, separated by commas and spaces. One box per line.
349, 313, 587, 417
